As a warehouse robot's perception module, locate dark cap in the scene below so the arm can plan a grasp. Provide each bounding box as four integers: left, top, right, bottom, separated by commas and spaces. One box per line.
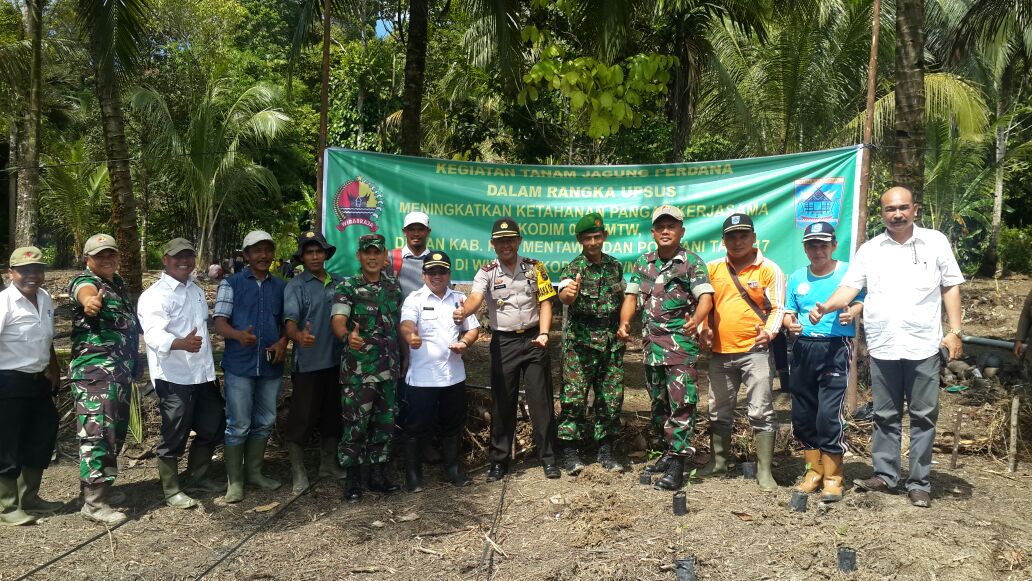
722, 213, 754, 234
357, 233, 386, 251
422, 251, 451, 271
575, 213, 605, 236
163, 238, 195, 256
802, 222, 836, 242
491, 218, 520, 240
294, 230, 337, 260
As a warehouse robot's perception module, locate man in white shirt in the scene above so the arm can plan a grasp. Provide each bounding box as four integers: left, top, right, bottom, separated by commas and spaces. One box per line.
399, 251, 480, 492
0, 247, 62, 526
137, 238, 226, 509
811, 187, 964, 508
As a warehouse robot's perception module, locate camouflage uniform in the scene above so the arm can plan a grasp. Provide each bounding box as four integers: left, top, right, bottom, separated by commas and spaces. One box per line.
626, 249, 714, 455
68, 270, 142, 485
332, 273, 402, 467
557, 253, 626, 442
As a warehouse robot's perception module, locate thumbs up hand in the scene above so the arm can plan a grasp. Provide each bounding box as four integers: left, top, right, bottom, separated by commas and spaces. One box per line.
754, 324, 772, 348
348, 321, 365, 350
174, 327, 204, 353
408, 328, 422, 350
299, 321, 317, 348
808, 302, 827, 325
567, 274, 582, 297
238, 325, 257, 347
83, 288, 106, 317
452, 298, 466, 326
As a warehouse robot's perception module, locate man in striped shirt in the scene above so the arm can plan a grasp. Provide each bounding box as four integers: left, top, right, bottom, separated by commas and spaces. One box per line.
700, 213, 786, 491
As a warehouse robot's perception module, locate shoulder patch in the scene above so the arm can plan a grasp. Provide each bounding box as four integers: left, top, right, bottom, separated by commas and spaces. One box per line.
521, 257, 539, 265
480, 261, 498, 272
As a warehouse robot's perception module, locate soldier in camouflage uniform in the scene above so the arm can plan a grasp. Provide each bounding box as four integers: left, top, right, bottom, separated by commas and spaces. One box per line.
69, 234, 143, 525
331, 233, 402, 502
618, 205, 714, 491
556, 212, 626, 475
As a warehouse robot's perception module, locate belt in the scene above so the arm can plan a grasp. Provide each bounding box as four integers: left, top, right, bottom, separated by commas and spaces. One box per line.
570, 314, 618, 326
797, 335, 847, 343
494, 325, 540, 337
0, 369, 47, 381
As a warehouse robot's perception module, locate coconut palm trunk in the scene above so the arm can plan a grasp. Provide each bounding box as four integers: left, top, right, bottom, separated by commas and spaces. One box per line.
400, 0, 428, 156
892, 0, 925, 201
14, 0, 43, 247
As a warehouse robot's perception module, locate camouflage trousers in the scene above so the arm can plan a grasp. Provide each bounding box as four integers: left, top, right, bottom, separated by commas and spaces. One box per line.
339, 379, 396, 467
71, 379, 129, 485
558, 343, 625, 442
644, 364, 698, 456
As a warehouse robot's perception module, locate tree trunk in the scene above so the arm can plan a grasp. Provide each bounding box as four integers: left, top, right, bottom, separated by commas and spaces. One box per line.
666, 17, 698, 163
892, 0, 925, 203
7, 121, 17, 249
315, 0, 332, 231
14, 0, 43, 247
94, 66, 143, 294
400, 0, 428, 156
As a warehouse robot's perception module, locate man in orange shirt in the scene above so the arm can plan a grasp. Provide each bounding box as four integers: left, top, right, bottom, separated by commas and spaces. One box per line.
700, 213, 786, 491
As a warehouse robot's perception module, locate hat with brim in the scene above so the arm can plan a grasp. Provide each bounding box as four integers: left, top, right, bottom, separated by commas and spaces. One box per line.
10, 246, 46, 267
357, 234, 386, 251
242, 230, 275, 251
651, 205, 684, 224
423, 251, 451, 271
403, 211, 430, 229
802, 221, 836, 242
294, 230, 337, 261
84, 233, 119, 256
163, 238, 196, 256
491, 218, 520, 239
722, 213, 754, 234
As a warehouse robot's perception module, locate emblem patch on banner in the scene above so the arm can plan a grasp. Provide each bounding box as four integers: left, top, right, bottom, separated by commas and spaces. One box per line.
794, 177, 843, 229
333, 176, 385, 232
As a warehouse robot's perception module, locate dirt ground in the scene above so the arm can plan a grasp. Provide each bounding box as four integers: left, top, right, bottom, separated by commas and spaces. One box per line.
2, 273, 1032, 580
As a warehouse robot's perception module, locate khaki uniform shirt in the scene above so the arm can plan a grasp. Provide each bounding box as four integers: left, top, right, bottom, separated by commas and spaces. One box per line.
472, 255, 555, 332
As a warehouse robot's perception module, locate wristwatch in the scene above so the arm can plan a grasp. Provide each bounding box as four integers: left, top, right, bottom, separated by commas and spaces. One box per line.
947, 328, 963, 337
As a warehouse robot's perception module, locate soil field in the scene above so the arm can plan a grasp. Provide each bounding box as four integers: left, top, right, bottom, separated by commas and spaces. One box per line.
2, 272, 1031, 580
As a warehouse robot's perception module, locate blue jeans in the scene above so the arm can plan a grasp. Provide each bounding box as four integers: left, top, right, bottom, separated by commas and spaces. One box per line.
223, 372, 282, 446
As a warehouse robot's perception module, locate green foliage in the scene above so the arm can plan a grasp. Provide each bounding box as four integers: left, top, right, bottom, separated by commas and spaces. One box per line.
39, 138, 111, 259
999, 226, 1032, 274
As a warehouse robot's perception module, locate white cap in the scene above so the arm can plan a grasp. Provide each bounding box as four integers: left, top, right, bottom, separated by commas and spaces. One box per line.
242, 230, 275, 250
403, 211, 430, 228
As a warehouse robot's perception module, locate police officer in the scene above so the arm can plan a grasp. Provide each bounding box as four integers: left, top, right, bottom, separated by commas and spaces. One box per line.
332, 233, 403, 502
454, 218, 560, 480
69, 234, 143, 525
556, 213, 626, 474
618, 206, 714, 491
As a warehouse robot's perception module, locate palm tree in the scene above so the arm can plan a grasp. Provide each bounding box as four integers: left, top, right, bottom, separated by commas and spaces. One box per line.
39, 138, 110, 261
74, 0, 150, 293
13, 0, 44, 248
401, 0, 429, 155
893, 0, 925, 200
130, 79, 289, 268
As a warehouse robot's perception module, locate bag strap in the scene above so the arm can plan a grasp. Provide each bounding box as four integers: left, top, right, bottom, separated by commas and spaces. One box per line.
391, 248, 403, 277
726, 262, 770, 323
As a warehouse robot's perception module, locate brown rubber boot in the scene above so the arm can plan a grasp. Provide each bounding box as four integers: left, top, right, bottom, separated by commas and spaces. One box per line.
795, 449, 824, 493
820, 453, 844, 503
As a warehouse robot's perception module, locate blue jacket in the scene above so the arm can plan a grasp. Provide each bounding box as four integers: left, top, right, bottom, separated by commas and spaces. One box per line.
221, 268, 286, 378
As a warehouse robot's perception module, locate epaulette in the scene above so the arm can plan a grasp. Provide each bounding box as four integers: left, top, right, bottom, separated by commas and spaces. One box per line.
520, 257, 539, 265
480, 260, 498, 272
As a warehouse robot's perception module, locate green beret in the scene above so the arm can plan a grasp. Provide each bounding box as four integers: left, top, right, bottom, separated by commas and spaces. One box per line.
575, 213, 605, 236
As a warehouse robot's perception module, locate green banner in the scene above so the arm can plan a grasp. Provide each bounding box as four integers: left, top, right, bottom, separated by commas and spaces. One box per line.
322, 146, 862, 282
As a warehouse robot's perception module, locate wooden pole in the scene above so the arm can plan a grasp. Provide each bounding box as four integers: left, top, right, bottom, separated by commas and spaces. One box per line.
1009, 395, 1020, 473
315, 0, 332, 231
845, 0, 881, 415
950, 409, 961, 469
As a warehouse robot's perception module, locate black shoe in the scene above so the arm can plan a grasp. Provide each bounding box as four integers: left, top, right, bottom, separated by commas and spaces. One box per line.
486, 462, 508, 482
368, 463, 400, 494
597, 440, 623, 473
403, 438, 423, 493
343, 467, 362, 503
654, 456, 685, 491
561, 446, 586, 475
543, 464, 561, 479
645, 453, 672, 474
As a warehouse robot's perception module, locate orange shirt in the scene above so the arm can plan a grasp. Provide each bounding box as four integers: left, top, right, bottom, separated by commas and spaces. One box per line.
707, 249, 786, 354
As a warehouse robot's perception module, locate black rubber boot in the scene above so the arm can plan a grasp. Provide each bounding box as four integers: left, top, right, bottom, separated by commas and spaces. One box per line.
343, 467, 362, 503
404, 439, 423, 493
441, 435, 471, 487
654, 456, 685, 491
645, 453, 672, 474
368, 463, 400, 494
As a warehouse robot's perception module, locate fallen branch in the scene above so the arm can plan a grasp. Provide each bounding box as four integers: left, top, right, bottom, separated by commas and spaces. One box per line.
483, 531, 509, 559
416, 546, 444, 557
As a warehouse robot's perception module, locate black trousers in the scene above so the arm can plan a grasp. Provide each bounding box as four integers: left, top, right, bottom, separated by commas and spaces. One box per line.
155, 379, 226, 459
789, 336, 851, 454
404, 382, 466, 439
488, 331, 556, 465
0, 372, 57, 477
285, 366, 343, 443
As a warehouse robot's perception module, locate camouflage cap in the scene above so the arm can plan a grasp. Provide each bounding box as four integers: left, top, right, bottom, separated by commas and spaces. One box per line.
163, 238, 195, 256
9, 246, 46, 267
84, 233, 118, 256
357, 233, 386, 251
575, 212, 605, 236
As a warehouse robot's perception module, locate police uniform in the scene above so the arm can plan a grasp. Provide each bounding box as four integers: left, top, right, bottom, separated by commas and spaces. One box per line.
556, 213, 626, 473
471, 218, 558, 479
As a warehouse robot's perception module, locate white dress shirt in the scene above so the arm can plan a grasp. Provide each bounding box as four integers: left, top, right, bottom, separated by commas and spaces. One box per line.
0, 285, 54, 373
137, 272, 216, 385
840, 226, 964, 360
401, 285, 480, 387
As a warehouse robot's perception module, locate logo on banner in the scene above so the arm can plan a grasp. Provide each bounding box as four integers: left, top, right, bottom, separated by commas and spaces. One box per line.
794, 177, 843, 228
333, 176, 384, 232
